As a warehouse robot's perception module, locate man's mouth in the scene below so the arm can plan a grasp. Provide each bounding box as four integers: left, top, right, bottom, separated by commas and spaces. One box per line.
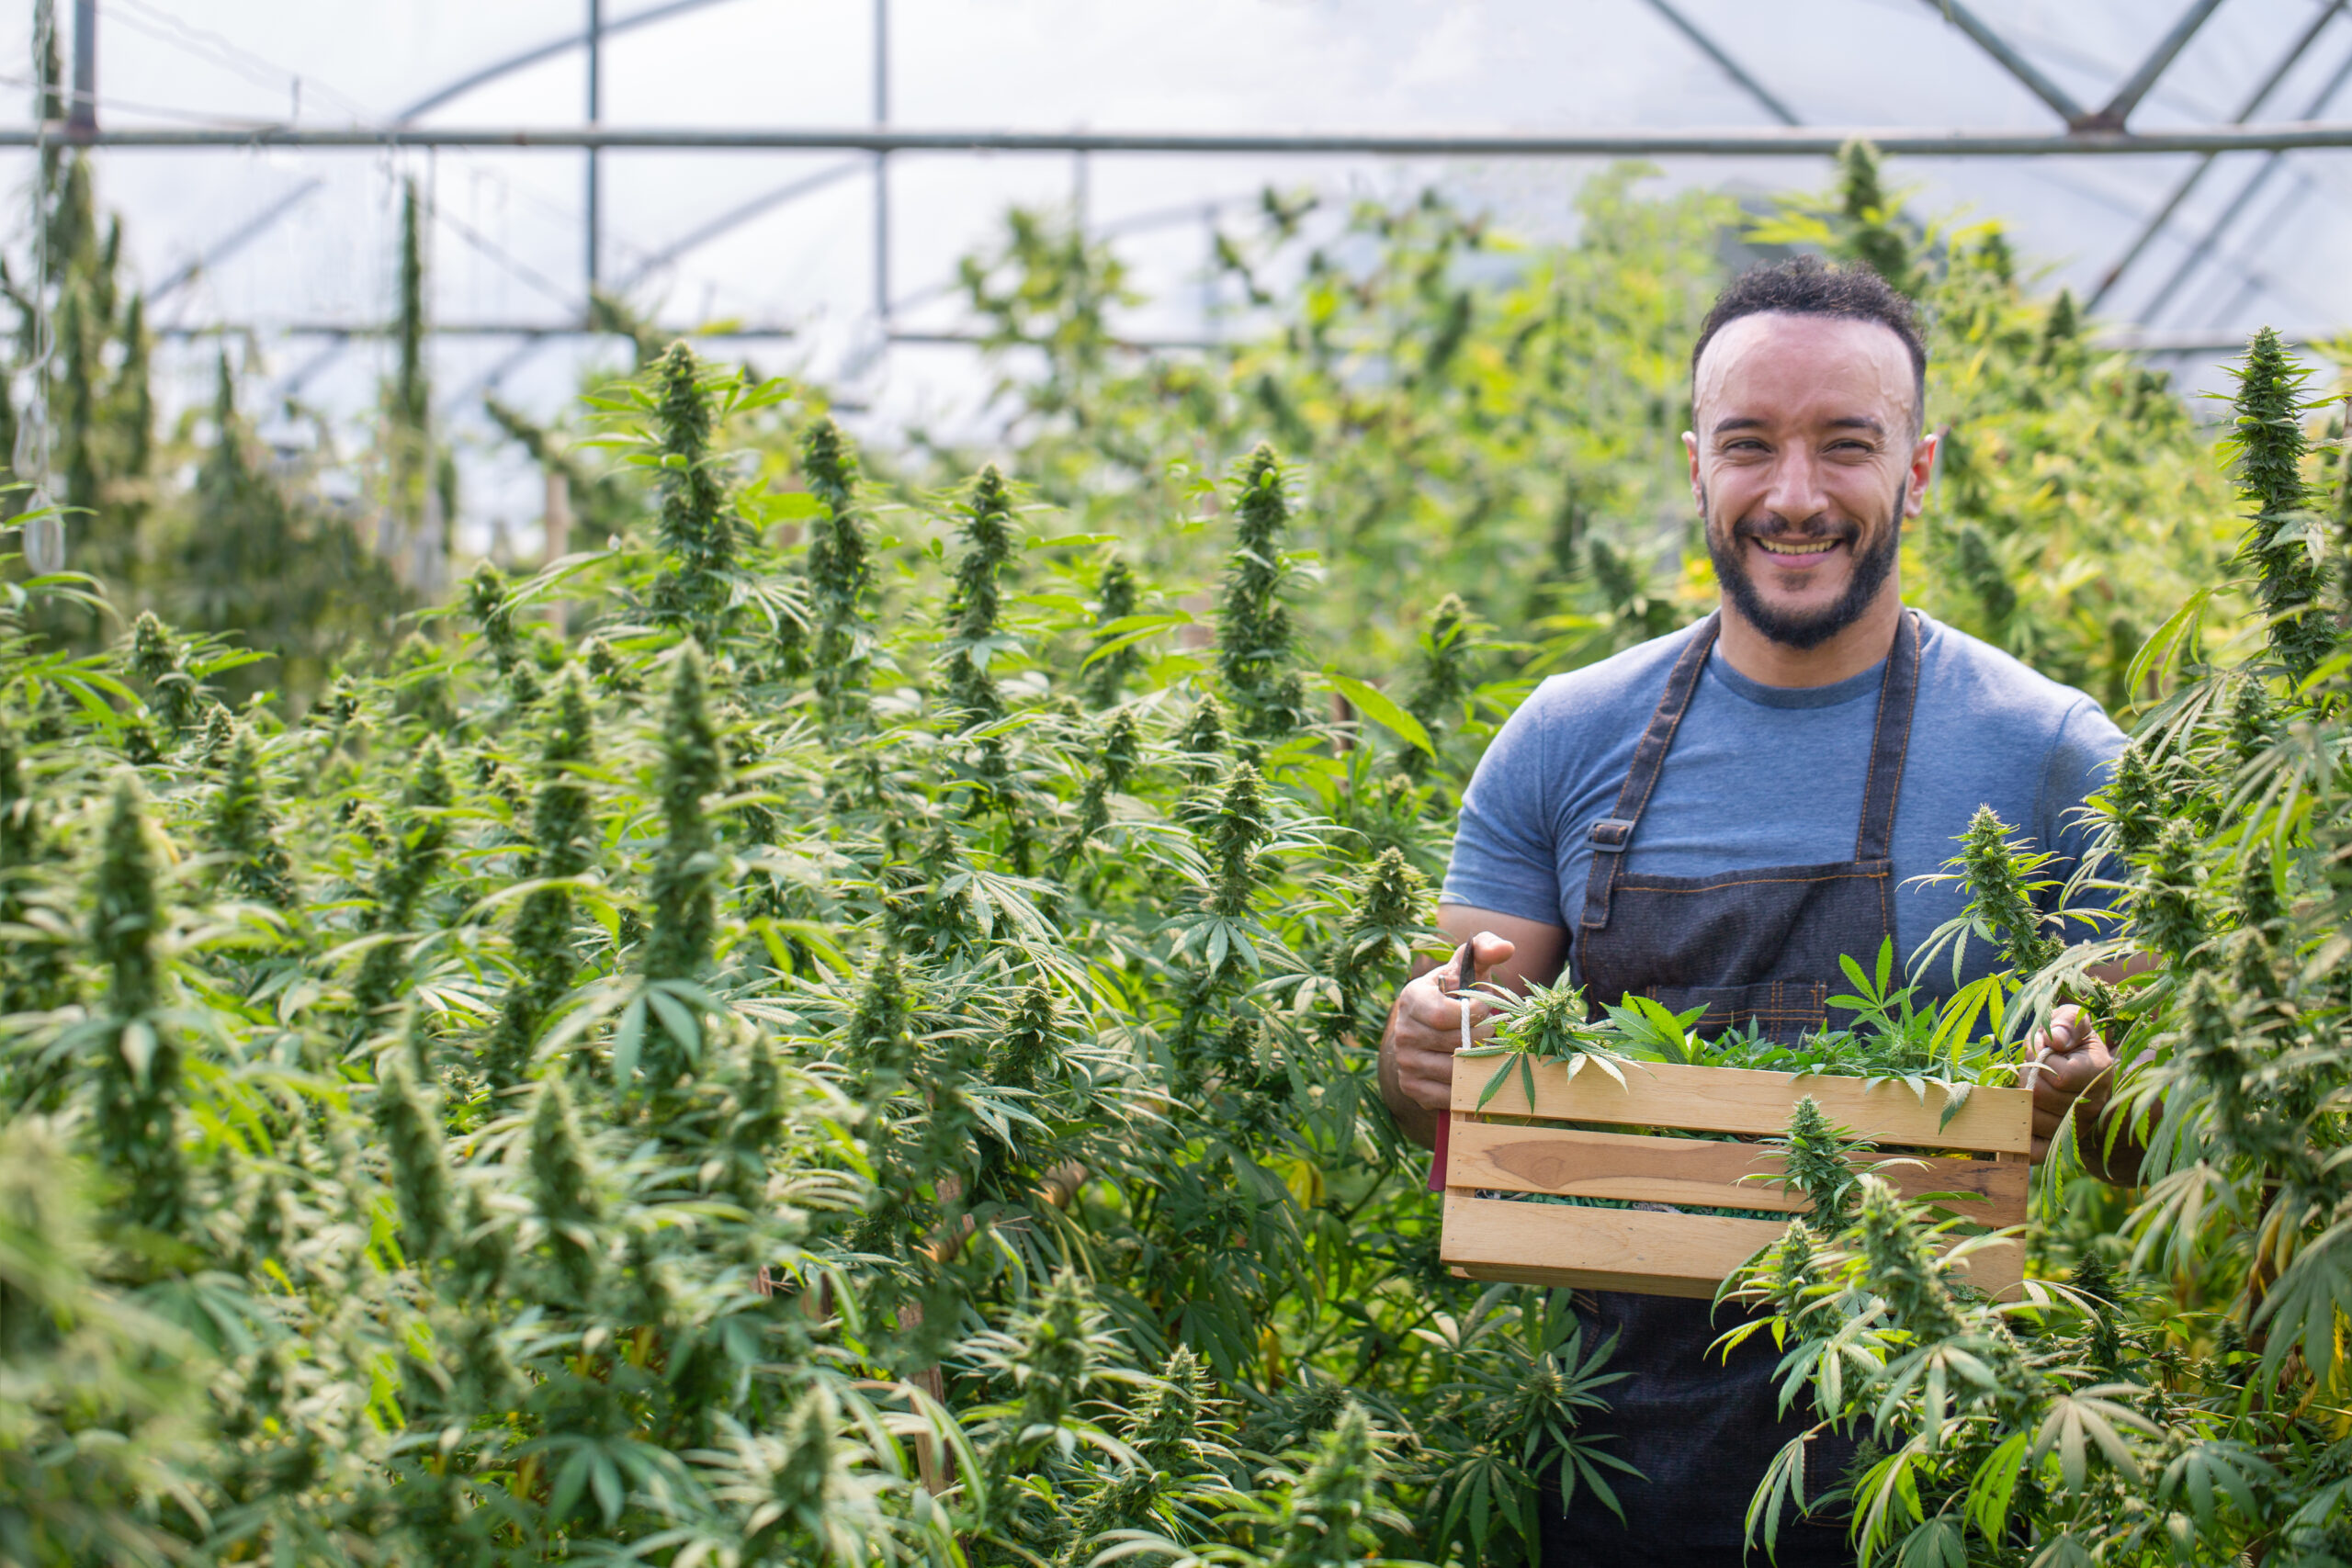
1748, 535, 1846, 564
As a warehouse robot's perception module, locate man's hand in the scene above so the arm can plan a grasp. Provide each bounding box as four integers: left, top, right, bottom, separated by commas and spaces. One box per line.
1380, 931, 1515, 1148
2026, 1003, 2117, 1165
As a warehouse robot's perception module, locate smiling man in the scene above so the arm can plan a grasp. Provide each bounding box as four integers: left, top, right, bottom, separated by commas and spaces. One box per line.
1379, 257, 2131, 1566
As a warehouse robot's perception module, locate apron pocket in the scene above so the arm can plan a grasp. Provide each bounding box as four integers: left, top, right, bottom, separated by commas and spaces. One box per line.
1644, 980, 1826, 1043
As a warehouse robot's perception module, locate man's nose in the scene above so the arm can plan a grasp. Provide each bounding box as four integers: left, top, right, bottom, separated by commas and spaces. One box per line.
1759, 449, 1832, 523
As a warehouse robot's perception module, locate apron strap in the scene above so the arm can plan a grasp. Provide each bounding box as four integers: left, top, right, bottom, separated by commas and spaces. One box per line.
1580, 614, 1720, 934
1854, 609, 1922, 863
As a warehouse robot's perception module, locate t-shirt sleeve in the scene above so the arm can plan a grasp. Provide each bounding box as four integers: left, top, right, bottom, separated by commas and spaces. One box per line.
1440, 689, 1567, 928
2037, 695, 2129, 925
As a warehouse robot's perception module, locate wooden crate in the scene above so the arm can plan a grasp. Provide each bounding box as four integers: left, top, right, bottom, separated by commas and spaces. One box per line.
1440, 1059, 2032, 1300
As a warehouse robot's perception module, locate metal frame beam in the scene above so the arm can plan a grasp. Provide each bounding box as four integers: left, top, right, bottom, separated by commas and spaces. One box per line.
2097, 328, 2327, 354
15, 120, 2352, 154
153, 320, 1225, 353
1917, 0, 2086, 124
873, 0, 889, 323
156, 320, 797, 340
68, 0, 96, 136
1637, 0, 1800, 126
2088, 0, 2227, 129
167, 313, 2346, 362
2089, 0, 2343, 308
585, 0, 602, 295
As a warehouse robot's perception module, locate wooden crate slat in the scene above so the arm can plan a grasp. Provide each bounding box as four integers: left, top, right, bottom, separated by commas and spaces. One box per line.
1442, 1190, 1781, 1299
1449, 1058, 2031, 1154
1441, 1191, 2025, 1301
1447, 1119, 2030, 1225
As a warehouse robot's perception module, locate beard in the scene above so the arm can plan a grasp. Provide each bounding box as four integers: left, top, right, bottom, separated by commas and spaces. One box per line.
1703, 481, 1904, 652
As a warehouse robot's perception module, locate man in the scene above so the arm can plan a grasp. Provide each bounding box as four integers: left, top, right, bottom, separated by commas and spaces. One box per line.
1379, 256, 2128, 1566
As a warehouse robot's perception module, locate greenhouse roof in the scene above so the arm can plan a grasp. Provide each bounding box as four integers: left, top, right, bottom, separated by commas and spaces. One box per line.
7, 0, 2350, 544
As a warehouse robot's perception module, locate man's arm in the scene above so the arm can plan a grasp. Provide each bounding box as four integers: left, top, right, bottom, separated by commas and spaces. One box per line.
1378, 906, 1568, 1148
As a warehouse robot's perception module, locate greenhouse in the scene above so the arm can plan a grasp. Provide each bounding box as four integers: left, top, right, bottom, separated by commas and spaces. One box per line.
5, 2, 2352, 1564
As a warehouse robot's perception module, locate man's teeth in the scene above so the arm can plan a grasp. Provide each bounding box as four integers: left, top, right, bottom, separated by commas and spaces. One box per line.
1755, 537, 1838, 556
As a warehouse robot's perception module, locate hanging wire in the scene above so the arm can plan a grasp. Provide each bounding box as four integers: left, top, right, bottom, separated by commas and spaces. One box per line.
107, 0, 379, 123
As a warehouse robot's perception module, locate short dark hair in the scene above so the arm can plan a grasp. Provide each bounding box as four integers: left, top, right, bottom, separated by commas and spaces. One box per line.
1690, 256, 1927, 430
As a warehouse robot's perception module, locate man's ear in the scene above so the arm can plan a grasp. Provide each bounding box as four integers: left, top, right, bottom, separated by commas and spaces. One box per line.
1903, 429, 1940, 518
1683, 430, 1702, 508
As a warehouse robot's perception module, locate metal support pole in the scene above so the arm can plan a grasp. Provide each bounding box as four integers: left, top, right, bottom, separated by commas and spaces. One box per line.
68, 0, 95, 137
2088, 0, 2226, 129
2135, 39, 2352, 324
1919, 0, 2086, 125
1638, 0, 1800, 126
585, 0, 603, 302
21, 123, 2352, 155
2089, 0, 2342, 309
874, 0, 890, 324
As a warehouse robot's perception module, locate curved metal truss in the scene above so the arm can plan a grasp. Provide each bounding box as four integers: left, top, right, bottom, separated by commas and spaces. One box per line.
27, 0, 2352, 362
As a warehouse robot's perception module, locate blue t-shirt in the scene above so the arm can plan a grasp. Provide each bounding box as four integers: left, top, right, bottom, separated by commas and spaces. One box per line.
1441, 612, 2127, 1001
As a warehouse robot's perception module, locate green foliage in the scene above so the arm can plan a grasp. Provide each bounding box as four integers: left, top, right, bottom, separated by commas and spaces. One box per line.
204, 722, 293, 908
802, 415, 877, 724
1957, 802, 2064, 976
1766, 1095, 1875, 1235
352, 737, 454, 1021
644, 642, 721, 985
0, 343, 1620, 1566
483, 667, 597, 1089
385, 176, 434, 583
1831, 139, 1921, 299
162, 355, 409, 704
2222, 326, 2332, 682
1218, 446, 1311, 739
1468, 950, 2023, 1106
942, 465, 1016, 721
945, 170, 1736, 692
1081, 554, 1147, 705
648, 340, 741, 636
86, 775, 183, 1233
0, 1116, 202, 1567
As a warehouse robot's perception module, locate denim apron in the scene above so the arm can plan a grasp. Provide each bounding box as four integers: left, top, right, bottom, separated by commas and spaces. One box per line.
1544, 608, 1921, 1566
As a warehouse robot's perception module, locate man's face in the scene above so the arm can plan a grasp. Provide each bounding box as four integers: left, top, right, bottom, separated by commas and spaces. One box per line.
1684, 312, 1937, 651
